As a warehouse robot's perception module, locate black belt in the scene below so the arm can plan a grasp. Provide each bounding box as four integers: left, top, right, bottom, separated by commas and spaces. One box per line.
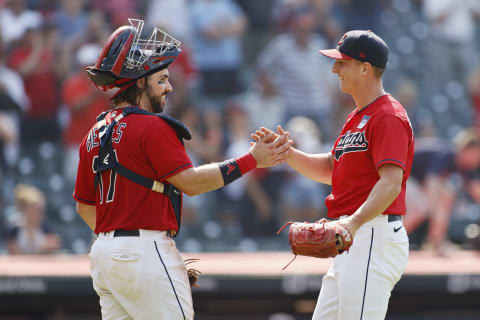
113, 229, 140, 237
105, 229, 175, 237
388, 214, 402, 222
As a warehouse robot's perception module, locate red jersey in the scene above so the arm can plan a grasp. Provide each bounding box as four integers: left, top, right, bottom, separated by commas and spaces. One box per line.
9, 46, 58, 118
326, 94, 414, 218
73, 108, 193, 233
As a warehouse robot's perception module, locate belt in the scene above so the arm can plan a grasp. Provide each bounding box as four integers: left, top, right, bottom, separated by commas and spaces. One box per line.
388, 214, 402, 222
113, 229, 140, 237
104, 229, 176, 237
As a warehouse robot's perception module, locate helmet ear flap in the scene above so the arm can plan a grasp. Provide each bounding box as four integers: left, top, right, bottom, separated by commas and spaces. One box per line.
86, 67, 116, 87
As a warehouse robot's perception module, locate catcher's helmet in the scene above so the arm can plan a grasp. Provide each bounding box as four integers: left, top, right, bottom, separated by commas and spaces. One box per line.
86, 19, 181, 97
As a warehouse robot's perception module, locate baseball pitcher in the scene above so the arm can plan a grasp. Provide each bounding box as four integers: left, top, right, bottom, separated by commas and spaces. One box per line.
257, 30, 414, 320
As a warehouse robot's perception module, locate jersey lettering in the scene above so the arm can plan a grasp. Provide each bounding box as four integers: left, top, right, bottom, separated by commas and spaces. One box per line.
334, 130, 369, 160
114, 123, 127, 143
87, 127, 100, 152
92, 150, 119, 204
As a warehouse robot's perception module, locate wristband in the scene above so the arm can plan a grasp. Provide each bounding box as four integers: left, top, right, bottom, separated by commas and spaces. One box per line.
218, 153, 257, 186
237, 152, 257, 174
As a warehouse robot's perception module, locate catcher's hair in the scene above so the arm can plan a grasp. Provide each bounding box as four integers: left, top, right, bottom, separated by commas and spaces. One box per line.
14, 184, 46, 209
111, 76, 150, 106
112, 84, 141, 106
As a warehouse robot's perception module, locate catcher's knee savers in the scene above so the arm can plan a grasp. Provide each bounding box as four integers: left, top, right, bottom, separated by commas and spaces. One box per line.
277, 219, 353, 268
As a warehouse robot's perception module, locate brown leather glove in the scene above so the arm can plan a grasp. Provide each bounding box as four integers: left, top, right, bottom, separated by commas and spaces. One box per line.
278, 219, 353, 268
184, 258, 201, 288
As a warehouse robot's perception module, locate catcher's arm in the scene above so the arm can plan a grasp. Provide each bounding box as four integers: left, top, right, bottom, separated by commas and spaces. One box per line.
76, 202, 96, 231
252, 126, 333, 185
168, 132, 293, 196
340, 163, 404, 235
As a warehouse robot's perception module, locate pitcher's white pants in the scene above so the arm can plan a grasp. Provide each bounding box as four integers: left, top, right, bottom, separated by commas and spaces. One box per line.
89, 230, 194, 320
312, 214, 409, 320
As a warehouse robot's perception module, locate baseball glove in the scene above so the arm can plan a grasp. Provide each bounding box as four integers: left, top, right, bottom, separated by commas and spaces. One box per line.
277, 219, 353, 269
184, 258, 201, 288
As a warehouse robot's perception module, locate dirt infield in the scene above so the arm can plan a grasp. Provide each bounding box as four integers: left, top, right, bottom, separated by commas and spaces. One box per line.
1, 250, 479, 277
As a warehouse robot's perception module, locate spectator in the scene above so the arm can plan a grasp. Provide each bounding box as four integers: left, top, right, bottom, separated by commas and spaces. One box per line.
57, 10, 112, 78
164, 43, 198, 114
279, 116, 329, 223
189, 0, 248, 107
91, 0, 139, 28
0, 0, 43, 47
216, 104, 277, 237
8, 23, 60, 143
467, 65, 480, 127
61, 43, 109, 184
50, 0, 88, 42
256, 3, 337, 141
0, 112, 17, 174
176, 105, 223, 236
405, 128, 480, 255
332, 0, 385, 32
0, 42, 29, 114
178, 106, 223, 165
393, 77, 430, 137
5, 184, 61, 254
239, 72, 287, 131
310, 0, 343, 44
422, 0, 480, 87
0, 41, 26, 171
234, 0, 276, 64
145, 0, 191, 42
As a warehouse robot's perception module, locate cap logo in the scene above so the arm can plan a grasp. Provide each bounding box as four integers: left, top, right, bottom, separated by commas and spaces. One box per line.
338, 34, 348, 46
359, 52, 366, 58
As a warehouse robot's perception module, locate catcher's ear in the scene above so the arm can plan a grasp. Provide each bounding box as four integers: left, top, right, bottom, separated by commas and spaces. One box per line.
136, 77, 145, 89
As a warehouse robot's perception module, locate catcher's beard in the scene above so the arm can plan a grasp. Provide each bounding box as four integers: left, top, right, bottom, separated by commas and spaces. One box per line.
145, 79, 165, 113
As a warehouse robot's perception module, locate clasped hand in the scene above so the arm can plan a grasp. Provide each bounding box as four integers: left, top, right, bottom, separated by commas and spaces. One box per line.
249, 125, 293, 168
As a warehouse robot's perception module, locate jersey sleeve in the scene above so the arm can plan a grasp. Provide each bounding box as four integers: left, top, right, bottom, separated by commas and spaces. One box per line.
142, 120, 193, 181
369, 115, 411, 171
73, 136, 96, 205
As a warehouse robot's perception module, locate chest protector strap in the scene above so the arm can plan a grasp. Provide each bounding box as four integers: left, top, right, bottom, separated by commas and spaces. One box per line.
94, 106, 192, 236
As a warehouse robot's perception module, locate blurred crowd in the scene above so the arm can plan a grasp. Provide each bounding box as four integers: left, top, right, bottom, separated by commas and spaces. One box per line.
1, 0, 480, 255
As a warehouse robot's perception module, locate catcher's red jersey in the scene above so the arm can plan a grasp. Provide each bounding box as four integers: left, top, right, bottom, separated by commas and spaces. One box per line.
73, 108, 193, 233
326, 94, 414, 218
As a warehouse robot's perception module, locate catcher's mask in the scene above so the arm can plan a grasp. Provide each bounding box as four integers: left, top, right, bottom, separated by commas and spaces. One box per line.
86, 18, 181, 99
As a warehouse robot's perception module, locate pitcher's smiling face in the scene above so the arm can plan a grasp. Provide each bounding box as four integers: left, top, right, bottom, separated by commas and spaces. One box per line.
331, 59, 365, 94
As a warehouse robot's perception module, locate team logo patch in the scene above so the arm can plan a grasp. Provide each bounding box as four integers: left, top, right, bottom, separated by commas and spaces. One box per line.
357, 115, 370, 129
334, 130, 369, 160
227, 164, 236, 175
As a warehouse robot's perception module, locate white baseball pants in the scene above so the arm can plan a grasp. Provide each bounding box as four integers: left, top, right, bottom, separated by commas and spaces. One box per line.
312, 214, 409, 320
89, 230, 194, 320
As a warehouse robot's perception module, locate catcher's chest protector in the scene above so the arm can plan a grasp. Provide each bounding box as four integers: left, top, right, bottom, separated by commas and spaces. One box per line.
93, 106, 191, 236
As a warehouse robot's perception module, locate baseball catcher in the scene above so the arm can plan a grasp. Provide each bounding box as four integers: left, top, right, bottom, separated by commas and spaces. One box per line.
74, 18, 293, 320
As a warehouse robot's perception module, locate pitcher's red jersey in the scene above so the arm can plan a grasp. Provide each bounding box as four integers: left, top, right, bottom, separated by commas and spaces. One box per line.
73, 108, 193, 233
326, 94, 414, 218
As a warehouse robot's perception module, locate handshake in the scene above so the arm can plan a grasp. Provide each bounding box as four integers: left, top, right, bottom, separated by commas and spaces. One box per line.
249, 125, 294, 168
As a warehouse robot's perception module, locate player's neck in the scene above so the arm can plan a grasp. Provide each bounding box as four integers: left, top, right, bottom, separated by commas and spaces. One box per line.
352, 81, 386, 112
114, 101, 132, 109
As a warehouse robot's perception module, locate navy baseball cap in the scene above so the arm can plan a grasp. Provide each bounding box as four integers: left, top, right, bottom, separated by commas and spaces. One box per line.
319, 30, 389, 69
